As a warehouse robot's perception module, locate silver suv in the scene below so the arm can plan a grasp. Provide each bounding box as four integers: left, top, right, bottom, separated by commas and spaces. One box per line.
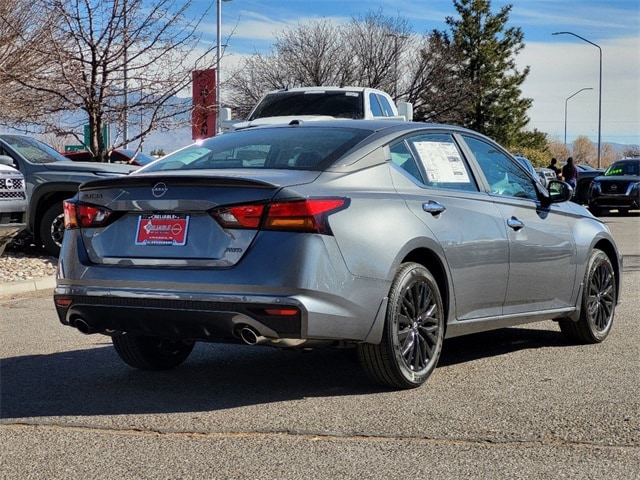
0, 157, 27, 255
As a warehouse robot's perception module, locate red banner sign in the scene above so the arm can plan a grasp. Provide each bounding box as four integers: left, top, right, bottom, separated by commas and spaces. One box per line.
192, 69, 217, 140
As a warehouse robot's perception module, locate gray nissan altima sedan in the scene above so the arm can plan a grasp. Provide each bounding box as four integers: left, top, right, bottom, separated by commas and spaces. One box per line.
54, 120, 622, 389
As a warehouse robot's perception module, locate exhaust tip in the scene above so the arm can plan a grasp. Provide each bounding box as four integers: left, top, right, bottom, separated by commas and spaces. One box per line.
73, 318, 94, 335
239, 326, 259, 345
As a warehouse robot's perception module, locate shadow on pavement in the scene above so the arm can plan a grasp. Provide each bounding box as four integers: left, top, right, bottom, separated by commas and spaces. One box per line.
1, 326, 570, 419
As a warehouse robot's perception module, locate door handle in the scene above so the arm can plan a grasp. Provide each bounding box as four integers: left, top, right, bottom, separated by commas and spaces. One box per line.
507, 216, 524, 231
422, 200, 446, 216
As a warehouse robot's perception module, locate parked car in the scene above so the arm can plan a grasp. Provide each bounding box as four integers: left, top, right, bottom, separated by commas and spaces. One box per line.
54, 121, 622, 389
0, 159, 27, 255
226, 86, 413, 132
588, 157, 640, 216
573, 164, 605, 204
63, 148, 157, 166
0, 134, 136, 256
534, 167, 557, 188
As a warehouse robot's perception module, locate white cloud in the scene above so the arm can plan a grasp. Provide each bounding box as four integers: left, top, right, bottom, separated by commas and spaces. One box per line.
518, 36, 639, 145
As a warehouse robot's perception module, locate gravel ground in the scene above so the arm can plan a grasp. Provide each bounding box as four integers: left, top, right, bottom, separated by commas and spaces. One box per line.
0, 246, 58, 283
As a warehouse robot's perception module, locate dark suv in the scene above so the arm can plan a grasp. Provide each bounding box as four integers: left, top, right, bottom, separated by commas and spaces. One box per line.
0, 134, 136, 256
588, 158, 640, 216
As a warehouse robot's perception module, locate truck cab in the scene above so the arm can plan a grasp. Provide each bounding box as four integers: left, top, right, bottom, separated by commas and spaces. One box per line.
226, 86, 413, 132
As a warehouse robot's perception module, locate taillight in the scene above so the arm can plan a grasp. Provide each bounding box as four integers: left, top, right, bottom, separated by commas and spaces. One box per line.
212, 198, 348, 234
265, 199, 347, 233
213, 204, 265, 228
63, 200, 112, 229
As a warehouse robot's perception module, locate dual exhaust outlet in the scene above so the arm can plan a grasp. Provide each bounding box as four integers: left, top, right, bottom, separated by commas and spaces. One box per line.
69, 318, 304, 348
70, 317, 271, 346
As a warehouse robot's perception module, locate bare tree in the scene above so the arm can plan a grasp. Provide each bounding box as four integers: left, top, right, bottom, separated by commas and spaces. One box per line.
622, 145, 640, 158
601, 143, 618, 167
277, 19, 354, 87
225, 10, 473, 125
406, 32, 472, 123
345, 10, 412, 94
0, 0, 66, 120
225, 20, 352, 117
1, 0, 215, 161
572, 136, 597, 165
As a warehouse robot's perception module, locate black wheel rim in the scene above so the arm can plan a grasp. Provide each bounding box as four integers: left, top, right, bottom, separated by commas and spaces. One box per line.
396, 280, 441, 372
50, 213, 65, 247
587, 262, 615, 332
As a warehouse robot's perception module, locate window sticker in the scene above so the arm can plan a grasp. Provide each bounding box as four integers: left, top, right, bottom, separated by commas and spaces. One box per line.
413, 141, 471, 183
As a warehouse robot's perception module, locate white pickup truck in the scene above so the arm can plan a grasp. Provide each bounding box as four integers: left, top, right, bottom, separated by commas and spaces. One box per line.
224, 86, 413, 132
0, 157, 27, 255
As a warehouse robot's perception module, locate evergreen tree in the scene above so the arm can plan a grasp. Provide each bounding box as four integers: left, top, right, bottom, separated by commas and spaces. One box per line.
441, 0, 532, 145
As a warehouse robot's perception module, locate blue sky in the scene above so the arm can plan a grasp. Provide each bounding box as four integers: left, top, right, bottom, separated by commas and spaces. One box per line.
193, 0, 639, 146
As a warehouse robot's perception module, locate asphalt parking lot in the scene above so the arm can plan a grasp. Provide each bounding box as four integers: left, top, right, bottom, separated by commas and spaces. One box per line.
1, 214, 638, 479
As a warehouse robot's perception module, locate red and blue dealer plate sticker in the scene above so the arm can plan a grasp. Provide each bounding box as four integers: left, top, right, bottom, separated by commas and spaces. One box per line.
135, 214, 189, 246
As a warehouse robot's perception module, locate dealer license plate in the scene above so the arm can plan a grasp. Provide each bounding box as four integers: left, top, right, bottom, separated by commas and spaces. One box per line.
135, 214, 189, 246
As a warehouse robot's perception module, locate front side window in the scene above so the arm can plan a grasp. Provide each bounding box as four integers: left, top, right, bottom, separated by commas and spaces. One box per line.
463, 135, 537, 200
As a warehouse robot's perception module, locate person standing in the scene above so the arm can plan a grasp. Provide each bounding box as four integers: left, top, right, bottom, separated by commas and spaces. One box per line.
548, 157, 562, 179
562, 156, 578, 190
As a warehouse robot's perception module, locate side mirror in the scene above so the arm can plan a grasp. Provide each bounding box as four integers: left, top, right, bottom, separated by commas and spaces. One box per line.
547, 180, 573, 203
0, 155, 16, 167
397, 102, 413, 122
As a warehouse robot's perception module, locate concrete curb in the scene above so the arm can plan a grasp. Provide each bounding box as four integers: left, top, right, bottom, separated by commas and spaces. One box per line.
0, 276, 56, 296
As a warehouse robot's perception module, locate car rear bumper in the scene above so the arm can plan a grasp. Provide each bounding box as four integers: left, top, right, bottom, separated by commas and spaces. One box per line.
53, 282, 386, 346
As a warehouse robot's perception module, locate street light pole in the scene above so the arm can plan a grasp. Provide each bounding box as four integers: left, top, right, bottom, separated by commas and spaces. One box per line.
564, 87, 593, 147
216, 0, 232, 135
384, 33, 408, 100
553, 31, 602, 168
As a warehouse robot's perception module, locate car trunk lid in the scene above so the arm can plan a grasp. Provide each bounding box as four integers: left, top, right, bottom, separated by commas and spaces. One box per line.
72, 171, 320, 266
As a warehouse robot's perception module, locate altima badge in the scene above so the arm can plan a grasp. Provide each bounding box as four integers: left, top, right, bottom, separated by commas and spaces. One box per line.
151, 182, 168, 198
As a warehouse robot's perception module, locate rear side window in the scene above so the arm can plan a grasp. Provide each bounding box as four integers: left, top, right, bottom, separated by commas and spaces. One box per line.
139, 127, 371, 172
376, 94, 395, 116
403, 133, 478, 192
390, 141, 424, 183
369, 93, 384, 117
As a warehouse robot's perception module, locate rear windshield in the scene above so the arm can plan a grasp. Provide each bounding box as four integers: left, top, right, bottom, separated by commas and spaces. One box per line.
248, 91, 364, 120
604, 160, 640, 176
138, 126, 371, 172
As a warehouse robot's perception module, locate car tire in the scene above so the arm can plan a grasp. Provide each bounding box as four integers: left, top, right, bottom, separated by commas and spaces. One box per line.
617, 208, 629, 215
39, 202, 65, 257
559, 249, 616, 344
357, 262, 445, 389
112, 334, 195, 370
